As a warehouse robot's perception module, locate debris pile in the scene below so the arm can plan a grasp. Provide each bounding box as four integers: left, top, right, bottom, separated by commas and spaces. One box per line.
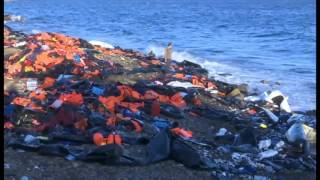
4, 25, 316, 179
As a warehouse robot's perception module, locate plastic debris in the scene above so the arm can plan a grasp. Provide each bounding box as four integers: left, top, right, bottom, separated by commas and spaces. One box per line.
26, 79, 38, 91
274, 141, 285, 151
258, 139, 271, 150
285, 123, 316, 144
216, 128, 227, 136
259, 149, 278, 160
261, 107, 279, 123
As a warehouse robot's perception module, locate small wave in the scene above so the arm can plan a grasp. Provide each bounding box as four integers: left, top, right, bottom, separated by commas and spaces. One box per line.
216, 25, 228, 28
289, 68, 313, 74
89, 40, 114, 49
252, 32, 293, 38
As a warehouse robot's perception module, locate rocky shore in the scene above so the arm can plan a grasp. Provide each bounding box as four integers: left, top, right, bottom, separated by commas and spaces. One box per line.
4, 25, 316, 180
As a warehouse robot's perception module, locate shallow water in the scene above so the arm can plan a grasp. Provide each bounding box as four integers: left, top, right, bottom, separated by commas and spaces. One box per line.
4, 0, 316, 111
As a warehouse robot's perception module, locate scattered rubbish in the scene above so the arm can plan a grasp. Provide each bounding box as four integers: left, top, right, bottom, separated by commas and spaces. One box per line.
24, 135, 38, 144
216, 128, 227, 136
3, 25, 316, 177
259, 149, 278, 160
286, 123, 316, 144
274, 141, 285, 151
287, 114, 312, 124
261, 107, 279, 123
258, 139, 271, 150
26, 79, 38, 91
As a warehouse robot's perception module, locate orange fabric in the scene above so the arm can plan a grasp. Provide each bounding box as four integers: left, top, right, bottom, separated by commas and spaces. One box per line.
171, 128, 193, 138
139, 61, 149, 68
117, 85, 142, 100
11, 97, 31, 107
131, 120, 143, 133
192, 76, 205, 88
193, 98, 202, 106
4, 122, 15, 129
74, 118, 88, 131
106, 116, 117, 126
207, 82, 217, 89
7, 62, 22, 75
35, 51, 64, 68
29, 91, 47, 101
93, 132, 106, 146
118, 102, 144, 113
170, 93, 187, 108
98, 96, 121, 113
28, 102, 46, 112
151, 101, 160, 116
41, 77, 56, 89
143, 90, 170, 103
83, 69, 100, 79
174, 73, 185, 79
107, 134, 122, 145
33, 64, 47, 72
218, 92, 226, 96
151, 60, 161, 65
59, 92, 84, 106
143, 90, 160, 100
247, 109, 257, 115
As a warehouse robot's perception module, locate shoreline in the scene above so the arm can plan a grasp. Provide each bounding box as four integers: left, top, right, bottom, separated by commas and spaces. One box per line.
4, 25, 316, 179
3, 25, 316, 113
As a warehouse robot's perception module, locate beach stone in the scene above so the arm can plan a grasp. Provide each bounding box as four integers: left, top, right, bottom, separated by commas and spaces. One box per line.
228, 88, 241, 97
260, 80, 270, 84
238, 84, 248, 94
4, 47, 20, 59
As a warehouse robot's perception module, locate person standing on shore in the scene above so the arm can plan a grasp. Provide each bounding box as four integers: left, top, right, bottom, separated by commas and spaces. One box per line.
164, 42, 173, 65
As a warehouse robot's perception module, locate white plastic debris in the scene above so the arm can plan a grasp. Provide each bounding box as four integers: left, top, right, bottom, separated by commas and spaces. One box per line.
41, 44, 50, 51
274, 141, 285, 151
207, 89, 219, 94
26, 79, 38, 91
258, 139, 271, 150
244, 95, 261, 102
89, 40, 114, 49
261, 107, 279, 123
263, 90, 291, 113
154, 81, 163, 85
167, 81, 196, 88
10, 15, 23, 22
285, 123, 316, 144
24, 135, 37, 144
279, 96, 291, 113
13, 41, 27, 47
216, 128, 227, 136
287, 114, 308, 124
259, 149, 278, 160
50, 99, 63, 109
245, 90, 291, 113
57, 74, 73, 82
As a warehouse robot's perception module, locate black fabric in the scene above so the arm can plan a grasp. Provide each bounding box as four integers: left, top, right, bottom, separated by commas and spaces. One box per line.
170, 138, 202, 168
146, 130, 171, 163
160, 104, 183, 119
